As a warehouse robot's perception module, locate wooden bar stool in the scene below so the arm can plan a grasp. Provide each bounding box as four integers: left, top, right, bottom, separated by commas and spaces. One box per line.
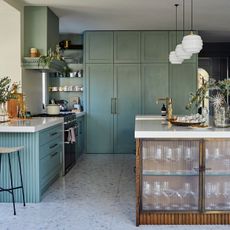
0, 147, 26, 215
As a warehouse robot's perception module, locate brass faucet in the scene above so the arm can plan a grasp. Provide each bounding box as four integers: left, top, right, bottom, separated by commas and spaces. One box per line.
156, 97, 173, 120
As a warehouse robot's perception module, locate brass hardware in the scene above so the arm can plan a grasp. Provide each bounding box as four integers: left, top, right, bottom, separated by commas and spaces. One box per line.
156, 97, 173, 120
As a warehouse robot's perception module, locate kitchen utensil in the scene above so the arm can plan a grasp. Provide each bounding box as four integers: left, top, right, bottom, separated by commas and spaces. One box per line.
46, 104, 60, 115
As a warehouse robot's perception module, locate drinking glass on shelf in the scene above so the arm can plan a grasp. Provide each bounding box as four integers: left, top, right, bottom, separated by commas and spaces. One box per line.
143, 181, 151, 197
185, 147, 192, 161
214, 148, 220, 160
223, 182, 230, 208
155, 147, 162, 161
205, 148, 209, 161
182, 182, 197, 210
152, 181, 161, 209
142, 146, 148, 160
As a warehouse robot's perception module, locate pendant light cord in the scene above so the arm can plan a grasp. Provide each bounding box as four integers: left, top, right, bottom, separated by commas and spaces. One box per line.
191, 0, 193, 32
183, 0, 185, 36
175, 4, 179, 45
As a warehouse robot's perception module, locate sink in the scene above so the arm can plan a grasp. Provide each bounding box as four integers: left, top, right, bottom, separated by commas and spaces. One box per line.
135, 115, 166, 120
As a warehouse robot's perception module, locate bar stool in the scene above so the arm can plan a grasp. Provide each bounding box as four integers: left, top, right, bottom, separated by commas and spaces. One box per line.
0, 146, 26, 215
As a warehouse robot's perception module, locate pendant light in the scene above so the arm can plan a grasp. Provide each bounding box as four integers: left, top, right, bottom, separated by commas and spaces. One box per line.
175, 0, 192, 59
169, 4, 183, 64
182, 0, 203, 54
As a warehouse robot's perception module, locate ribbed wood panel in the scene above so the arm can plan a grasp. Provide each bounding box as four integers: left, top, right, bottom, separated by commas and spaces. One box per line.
139, 213, 230, 225
0, 132, 40, 203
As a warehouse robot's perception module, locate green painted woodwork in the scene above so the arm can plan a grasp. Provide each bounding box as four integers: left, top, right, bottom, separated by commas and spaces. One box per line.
169, 63, 197, 115
114, 64, 141, 153
141, 31, 169, 63
76, 116, 85, 157
86, 64, 114, 153
85, 32, 113, 63
141, 64, 169, 114
169, 31, 198, 64
24, 6, 59, 56
0, 124, 63, 203
114, 31, 140, 63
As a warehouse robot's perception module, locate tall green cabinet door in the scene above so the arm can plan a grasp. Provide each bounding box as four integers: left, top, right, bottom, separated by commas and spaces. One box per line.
86, 64, 114, 153
114, 31, 140, 63
114, 64, 141, 153
170, 63, 197, 115
141, 64, 169, 114
85, 32, 113, 63
141, 31, 169, 63
169, 31, 198, 63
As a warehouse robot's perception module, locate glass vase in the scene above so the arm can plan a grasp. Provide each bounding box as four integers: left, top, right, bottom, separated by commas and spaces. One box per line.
0, 102, 9, 122
214, 105, 230, 128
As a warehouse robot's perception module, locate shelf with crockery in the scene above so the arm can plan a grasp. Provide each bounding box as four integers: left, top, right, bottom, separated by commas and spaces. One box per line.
49, 86, 83, 93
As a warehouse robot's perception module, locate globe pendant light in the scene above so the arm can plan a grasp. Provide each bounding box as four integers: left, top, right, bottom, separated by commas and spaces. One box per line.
175, 0, 192, 59
169, 4, 183, 64
182, 0, 203, 54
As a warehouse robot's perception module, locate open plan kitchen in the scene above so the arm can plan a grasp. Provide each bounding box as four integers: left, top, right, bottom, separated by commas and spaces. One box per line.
1, 0, 230, 229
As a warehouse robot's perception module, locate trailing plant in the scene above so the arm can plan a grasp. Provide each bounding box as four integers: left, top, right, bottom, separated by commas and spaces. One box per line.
0, 77, 19, 103
186, 78, 230, 112
38, 45, 71, 73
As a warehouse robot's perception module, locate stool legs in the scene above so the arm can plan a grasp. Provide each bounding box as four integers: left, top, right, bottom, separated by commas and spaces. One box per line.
17, 151, 25, 206
8, 153, 16, 215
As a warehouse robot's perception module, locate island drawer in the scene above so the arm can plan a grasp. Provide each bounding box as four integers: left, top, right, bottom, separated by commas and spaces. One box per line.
39, 136, 62, 160
39, 124, 63, 145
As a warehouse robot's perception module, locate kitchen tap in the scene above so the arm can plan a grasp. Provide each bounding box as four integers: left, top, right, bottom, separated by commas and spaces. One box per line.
156, 97, 173, 120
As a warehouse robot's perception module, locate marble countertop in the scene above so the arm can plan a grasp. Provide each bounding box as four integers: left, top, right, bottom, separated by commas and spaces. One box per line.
74, 112, 86, 118
135, 115, 230, 138
0, 117, 64, 133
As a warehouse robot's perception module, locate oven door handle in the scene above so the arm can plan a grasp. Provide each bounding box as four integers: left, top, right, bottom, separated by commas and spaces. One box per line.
64, 126, 78, 132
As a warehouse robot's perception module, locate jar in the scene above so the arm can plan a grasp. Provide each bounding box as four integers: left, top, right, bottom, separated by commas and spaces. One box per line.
30, 48, 38, 57
214, 106, 230, 127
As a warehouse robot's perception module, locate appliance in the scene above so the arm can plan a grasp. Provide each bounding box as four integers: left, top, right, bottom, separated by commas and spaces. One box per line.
32, 112, 78, 174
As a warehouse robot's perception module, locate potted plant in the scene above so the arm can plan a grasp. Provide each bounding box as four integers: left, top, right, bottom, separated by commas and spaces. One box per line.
0, 76, 18, 121
186, 78, 230, 127
38, 45, 71, 74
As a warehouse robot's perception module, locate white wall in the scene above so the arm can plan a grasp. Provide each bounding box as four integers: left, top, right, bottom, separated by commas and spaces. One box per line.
1, 0, 44, 114
0, 1, 21, 84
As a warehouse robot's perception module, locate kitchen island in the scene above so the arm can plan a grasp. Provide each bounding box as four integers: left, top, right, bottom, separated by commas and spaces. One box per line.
0, 117, 64, 203
135, 115, 230, 225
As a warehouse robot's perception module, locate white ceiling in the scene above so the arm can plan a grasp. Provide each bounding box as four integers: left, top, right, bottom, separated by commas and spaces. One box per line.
20, 0, 230, 42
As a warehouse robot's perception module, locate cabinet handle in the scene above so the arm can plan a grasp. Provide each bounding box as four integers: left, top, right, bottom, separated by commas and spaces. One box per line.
51, 152, 58, 157
50, 132, 58, 136
111, 98, 115, 114
115, 98, 117, 114
49, 143, 58, 149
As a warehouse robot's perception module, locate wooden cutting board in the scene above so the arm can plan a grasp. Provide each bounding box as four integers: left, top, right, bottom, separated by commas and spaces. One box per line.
7, 93, 23, 118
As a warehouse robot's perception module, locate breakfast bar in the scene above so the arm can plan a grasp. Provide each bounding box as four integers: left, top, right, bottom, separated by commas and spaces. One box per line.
135, 115, 230, 225
0, 117, 64, 203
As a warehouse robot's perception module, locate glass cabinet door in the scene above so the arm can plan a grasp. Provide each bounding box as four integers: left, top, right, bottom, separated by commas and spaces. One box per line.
141, 140, 200, 211
204, 140, 230, 211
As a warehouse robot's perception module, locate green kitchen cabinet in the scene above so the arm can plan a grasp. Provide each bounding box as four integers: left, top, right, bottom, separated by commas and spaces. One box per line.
141, 31, 169, 63
86, 64, 114, 153
169, 63, 197, 115
114, 64, 141, 153
85, 31, 113, 63
169, 31, 198, 64
114, 31, 140, 63
24, 6, 59, 56
141, 64, 169, 114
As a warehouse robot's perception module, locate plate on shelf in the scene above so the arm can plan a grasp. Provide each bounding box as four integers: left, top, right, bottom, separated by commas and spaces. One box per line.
170, 120, 202, 126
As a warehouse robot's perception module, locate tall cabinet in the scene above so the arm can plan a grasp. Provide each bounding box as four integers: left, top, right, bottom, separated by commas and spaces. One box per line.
85, 31, 198, 154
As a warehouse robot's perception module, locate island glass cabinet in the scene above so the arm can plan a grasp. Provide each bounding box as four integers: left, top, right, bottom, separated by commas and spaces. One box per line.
136, 139, 230, 225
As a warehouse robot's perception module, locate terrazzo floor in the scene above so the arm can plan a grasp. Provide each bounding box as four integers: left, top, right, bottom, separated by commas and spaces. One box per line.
0, 154, 229, 230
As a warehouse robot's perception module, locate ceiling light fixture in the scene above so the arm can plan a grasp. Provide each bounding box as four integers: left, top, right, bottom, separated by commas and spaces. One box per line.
169, 3, 183, 64
182, 0, 203, 54
175, 0, 192, 60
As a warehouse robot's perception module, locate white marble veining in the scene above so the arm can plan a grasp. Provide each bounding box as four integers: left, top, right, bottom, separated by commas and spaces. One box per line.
135, 115, 230, 138
0, 117, 63, 133
0, 154, 230, 230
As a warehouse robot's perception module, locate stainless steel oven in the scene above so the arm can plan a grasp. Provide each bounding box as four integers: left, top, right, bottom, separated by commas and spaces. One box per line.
64, 113, 78, 174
